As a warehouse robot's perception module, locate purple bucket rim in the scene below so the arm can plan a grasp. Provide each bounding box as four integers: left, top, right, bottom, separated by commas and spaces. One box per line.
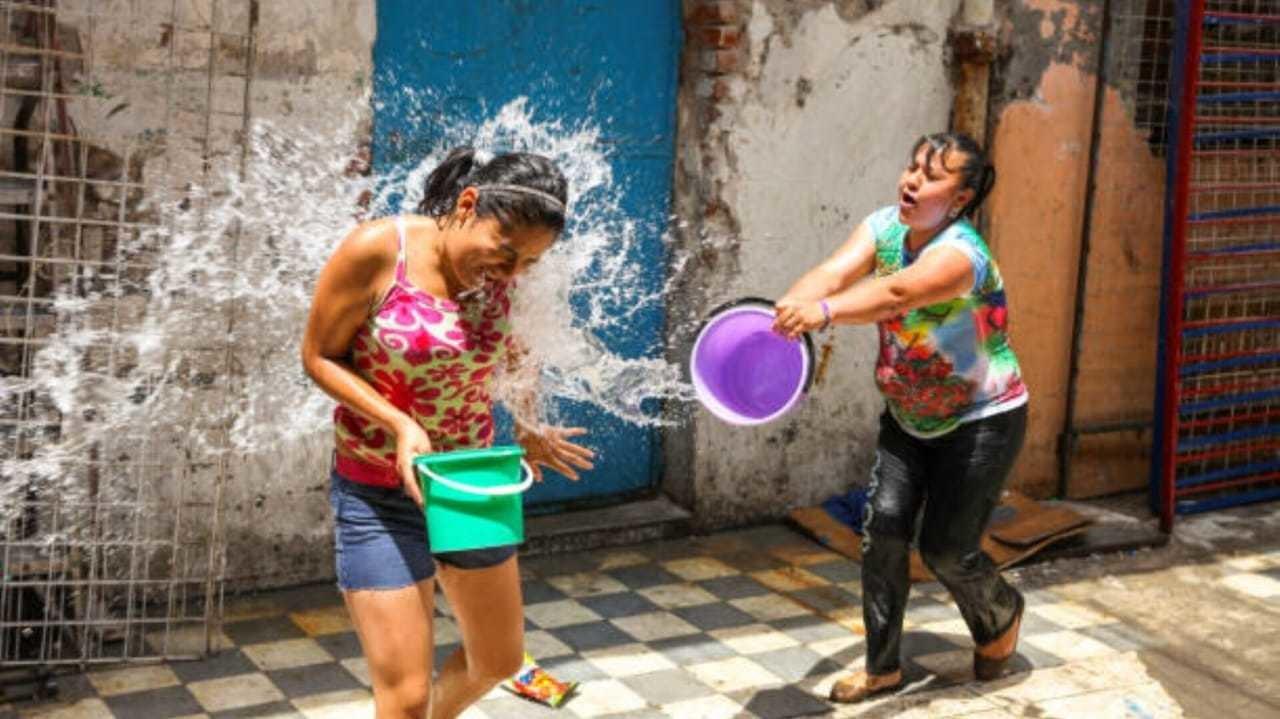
691, 303, 812, 426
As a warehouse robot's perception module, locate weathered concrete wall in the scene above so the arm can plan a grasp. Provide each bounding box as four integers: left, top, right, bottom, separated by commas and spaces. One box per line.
68, 0, 373, 181
668, 0, 964, 529
206, 1, 372, 589
50, 0, 374, 590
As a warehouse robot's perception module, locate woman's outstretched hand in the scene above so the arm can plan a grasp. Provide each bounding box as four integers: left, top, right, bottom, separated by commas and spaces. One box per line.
395, 419, 433, 508
773, 298, 827, 339
517, 424, 595, 482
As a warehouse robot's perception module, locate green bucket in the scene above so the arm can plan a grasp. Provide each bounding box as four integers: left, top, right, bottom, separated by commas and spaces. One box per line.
414, 445, 533, 553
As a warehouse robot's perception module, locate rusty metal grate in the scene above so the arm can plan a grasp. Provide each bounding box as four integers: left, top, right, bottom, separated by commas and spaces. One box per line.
0, 0, 256, 676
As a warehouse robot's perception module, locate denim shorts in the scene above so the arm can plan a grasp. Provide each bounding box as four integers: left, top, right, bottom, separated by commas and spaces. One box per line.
329, 469, 517, 591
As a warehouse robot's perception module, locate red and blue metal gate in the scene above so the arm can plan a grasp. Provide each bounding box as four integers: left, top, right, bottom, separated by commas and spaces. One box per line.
1155, 0, 1280, 530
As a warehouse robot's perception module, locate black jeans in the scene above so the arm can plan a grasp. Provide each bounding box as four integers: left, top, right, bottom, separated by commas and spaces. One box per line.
861, 405, 1028, 675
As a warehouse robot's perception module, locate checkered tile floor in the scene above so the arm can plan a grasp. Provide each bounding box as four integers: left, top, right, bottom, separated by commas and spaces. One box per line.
6, 523, 1277, 719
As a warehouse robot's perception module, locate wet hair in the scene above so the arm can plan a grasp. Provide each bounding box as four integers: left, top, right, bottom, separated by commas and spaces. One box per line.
419, 147, 569, 234
909, 132, 996, 219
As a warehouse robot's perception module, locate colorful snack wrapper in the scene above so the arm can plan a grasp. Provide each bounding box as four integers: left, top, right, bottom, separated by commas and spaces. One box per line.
503, 652, 577, 708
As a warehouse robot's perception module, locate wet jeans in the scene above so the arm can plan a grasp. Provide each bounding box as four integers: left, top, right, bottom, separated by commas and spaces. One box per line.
861, 405, 1028, 674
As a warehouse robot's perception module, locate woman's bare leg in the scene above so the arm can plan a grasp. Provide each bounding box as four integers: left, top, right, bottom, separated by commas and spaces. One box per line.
345, 579, 436, 719
429, 556, 524, 719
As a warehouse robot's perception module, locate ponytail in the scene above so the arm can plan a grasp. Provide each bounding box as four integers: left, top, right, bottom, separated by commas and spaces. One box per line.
961, 162, 996, 219
420, 147, 480, 218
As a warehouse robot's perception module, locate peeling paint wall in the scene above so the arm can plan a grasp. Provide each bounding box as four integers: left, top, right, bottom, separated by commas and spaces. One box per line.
988, 0, 1167, 498
1067, 87, 1164, 498
676, 0, 1168, 517
669, 0, 963, 528
987, 56, 1095, 498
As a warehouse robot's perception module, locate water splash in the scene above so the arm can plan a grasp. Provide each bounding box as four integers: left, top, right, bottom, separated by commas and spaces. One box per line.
0, 95, 698, 520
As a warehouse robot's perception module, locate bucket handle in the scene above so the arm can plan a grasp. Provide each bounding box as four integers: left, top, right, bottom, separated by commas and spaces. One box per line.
420, 460, 535, 497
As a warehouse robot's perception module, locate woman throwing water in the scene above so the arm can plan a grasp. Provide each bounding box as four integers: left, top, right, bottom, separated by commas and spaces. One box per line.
773, 133, 1028, 703
301, 148, 594, 719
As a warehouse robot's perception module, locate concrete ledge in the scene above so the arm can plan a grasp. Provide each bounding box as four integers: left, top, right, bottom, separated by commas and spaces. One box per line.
523, 496, 693, 556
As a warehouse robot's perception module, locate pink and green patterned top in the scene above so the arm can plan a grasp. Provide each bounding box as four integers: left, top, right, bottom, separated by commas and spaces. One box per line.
333, 217, 513, 473
867, 205, 1027, 437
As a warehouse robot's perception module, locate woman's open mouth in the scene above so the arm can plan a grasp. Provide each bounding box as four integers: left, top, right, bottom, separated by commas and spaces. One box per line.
899, 190, 918, 210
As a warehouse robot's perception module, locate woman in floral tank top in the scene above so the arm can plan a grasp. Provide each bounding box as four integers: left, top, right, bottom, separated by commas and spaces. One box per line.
774, 133, 1029, 704
302, 148, 594, 719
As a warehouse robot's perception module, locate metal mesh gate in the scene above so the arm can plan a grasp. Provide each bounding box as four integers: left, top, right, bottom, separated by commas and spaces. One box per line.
1156, 0, 1280, 529
0, 0, 256, 678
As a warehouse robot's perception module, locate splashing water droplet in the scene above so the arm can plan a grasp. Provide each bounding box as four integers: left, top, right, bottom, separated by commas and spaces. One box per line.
1, 95, 702, 526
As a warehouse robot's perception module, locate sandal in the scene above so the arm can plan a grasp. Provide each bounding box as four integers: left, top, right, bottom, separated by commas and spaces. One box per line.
973, 592, 1025, 681
828, 670, 903, 703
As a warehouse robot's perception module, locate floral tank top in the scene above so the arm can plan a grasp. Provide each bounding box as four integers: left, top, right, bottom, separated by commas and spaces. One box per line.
333, 216, 513, 473
867, 206, 1027, 438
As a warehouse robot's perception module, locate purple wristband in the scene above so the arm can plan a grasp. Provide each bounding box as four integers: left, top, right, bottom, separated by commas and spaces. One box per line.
819, 300, 832, 330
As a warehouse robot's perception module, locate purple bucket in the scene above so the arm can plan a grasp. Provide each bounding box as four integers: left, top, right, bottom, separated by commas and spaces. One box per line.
691, 297, 816, 425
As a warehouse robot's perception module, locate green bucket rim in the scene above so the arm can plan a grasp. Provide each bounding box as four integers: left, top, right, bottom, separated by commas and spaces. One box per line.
414, 445, 525, 473
415, 445, 531, 499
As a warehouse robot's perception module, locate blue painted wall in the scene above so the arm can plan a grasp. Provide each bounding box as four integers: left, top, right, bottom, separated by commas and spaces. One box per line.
372, 1, 682, 509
